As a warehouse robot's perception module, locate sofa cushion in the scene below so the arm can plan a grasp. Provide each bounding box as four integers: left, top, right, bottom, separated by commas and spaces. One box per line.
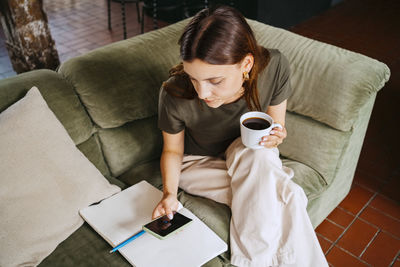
77, 134, 117, 184
39, 223, 130, 267
98, 116, 162, 177
118, 159, 162, 189
58, 22, 187, 129
248, 19, 390, 131
0, 87, 120, 267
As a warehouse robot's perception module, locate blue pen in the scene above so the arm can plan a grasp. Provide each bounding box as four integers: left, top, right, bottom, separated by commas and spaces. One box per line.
109, 229, 146, 253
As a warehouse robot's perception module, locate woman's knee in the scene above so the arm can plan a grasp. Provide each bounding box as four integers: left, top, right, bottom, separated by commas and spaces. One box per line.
226, 140, 282, 171
252, 146, 280, 160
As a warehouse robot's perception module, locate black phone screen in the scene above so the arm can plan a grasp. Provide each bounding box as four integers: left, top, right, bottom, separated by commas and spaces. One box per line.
143, 212, 192, 238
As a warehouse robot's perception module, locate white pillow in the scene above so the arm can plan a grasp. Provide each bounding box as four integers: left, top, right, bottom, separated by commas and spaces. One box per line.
0, 87, 121, 267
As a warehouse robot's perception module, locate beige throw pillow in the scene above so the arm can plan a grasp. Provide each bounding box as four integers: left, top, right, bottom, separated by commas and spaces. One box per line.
0, 87, 121, 267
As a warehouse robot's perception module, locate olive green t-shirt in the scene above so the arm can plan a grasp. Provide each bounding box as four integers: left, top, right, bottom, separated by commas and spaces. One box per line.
158, 49, 292, 157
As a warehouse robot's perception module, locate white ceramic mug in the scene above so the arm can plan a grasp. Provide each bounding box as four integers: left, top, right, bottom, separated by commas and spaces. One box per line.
240, 111, 283, 149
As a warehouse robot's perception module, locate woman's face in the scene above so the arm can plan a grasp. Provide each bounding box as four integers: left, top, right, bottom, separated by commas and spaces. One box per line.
183, 55, 253, 108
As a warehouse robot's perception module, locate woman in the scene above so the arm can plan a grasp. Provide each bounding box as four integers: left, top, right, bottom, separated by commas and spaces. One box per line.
152, 6, 328, 267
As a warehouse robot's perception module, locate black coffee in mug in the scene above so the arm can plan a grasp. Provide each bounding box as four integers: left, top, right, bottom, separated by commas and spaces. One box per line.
242, 117, 271, 130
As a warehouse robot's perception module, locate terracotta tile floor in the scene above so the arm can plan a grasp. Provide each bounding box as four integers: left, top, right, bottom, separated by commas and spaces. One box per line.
291, 0, 400, 265
0, 0, 399, 265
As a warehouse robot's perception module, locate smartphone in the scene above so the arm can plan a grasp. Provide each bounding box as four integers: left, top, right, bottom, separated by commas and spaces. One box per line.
142, 211, 193, 240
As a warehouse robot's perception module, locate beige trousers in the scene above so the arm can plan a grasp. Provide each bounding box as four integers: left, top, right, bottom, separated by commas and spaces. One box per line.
179, 138, 328, 267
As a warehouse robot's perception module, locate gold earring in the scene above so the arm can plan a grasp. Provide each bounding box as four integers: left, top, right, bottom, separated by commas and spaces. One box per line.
243, 71, 249, 81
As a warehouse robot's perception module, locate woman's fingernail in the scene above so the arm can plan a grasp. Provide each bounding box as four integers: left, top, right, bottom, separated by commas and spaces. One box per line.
167, 213, 173, 220
270, 131, 275, 134
260, 142, 265, 145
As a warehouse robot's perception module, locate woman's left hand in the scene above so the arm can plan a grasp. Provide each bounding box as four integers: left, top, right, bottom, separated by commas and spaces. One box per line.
259, 126, 287, 148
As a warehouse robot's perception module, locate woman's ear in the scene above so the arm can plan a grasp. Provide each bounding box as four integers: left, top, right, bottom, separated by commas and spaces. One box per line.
241, 54, 254, 73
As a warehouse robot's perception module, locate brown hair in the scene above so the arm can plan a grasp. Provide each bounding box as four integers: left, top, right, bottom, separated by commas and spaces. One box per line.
164, 5, 270, 111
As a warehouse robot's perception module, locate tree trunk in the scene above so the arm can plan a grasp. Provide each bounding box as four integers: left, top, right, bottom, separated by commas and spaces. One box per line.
0, 0, 60, 73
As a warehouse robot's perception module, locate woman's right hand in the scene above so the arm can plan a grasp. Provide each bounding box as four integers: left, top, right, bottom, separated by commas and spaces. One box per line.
152, 193, 179, 220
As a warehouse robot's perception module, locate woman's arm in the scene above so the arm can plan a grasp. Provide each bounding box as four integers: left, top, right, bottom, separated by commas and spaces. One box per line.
160, 130, 185, 196
152, 130, 185, 219
261, 100, 288, 148
266, 99, 287, 127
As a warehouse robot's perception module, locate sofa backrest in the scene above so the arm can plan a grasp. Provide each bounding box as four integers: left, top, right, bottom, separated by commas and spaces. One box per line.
58, 21, 188, 177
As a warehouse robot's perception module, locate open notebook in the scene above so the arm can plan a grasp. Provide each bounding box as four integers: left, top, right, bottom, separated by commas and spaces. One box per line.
79, 180, 227, 267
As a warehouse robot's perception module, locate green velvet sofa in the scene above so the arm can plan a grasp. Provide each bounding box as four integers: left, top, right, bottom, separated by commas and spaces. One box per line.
0, 18, 389, 266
